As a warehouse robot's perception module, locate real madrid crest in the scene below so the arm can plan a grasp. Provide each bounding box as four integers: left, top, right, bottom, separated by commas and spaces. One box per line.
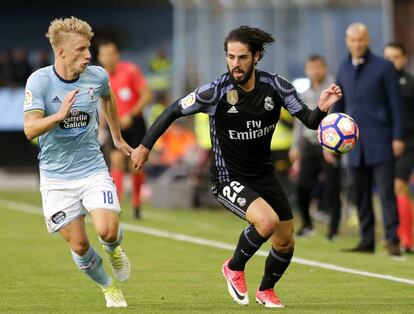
264, 96, 274, 111
227, 90, 238, 106
237, 197, 246, 207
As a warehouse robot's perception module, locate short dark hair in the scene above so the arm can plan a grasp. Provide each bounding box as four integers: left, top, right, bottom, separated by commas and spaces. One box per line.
96, 38, 120, 52
385, 41, 407, 55
224, 25, 275, 61
306, 54, 326, 64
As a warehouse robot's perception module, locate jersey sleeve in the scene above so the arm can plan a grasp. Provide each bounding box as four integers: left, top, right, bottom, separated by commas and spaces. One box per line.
23, 73, 46, 113
98, 66, 111, 97
269, 73, 326, 129
140, 75, 229, 150
271, 74, 307, 115
177, 76, 228, 116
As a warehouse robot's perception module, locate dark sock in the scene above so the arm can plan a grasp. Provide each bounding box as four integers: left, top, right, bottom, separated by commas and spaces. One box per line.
228, 224, 268, 271
259, 247, 293, 291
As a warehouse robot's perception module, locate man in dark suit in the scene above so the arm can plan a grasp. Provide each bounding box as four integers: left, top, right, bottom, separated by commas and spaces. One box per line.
333, 23, 404, 256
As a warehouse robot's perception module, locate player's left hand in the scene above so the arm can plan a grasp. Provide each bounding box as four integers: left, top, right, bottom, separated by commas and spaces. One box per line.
114, 137, 133, 156
318, 84, 342, 112
392, 139, 405, 157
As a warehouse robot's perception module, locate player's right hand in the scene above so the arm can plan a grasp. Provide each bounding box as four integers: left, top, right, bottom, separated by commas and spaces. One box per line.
57, 89, 79, 121
392, 139, 405, 158
318, 84, 342, 112
131, 144, 150, 171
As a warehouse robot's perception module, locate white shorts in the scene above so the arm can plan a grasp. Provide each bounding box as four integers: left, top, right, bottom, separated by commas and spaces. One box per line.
40, 171, 121, 234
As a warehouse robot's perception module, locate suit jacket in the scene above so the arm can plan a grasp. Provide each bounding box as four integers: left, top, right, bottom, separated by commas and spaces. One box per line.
334, 49, 403, 167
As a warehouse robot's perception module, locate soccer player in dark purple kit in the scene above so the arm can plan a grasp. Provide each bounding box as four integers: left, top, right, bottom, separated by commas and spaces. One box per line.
131, 26, 342, 308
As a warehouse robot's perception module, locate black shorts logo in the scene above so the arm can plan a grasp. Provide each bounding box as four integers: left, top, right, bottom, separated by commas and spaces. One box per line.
237, 197, 246, 207
51, 211, 66, 224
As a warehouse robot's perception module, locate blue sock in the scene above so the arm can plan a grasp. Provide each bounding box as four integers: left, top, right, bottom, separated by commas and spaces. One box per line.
71, 245, 111, 287
99, 227, 123, 252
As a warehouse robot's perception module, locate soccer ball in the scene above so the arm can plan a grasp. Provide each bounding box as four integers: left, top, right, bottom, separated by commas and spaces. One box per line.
317, 113, 359, 154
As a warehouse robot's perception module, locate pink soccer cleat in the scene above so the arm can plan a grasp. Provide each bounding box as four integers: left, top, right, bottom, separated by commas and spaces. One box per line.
221, 259, 249, 305
256, 288, 284, 308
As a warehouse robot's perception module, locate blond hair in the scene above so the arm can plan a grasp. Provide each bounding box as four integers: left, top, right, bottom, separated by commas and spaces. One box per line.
46, 16, 94, 48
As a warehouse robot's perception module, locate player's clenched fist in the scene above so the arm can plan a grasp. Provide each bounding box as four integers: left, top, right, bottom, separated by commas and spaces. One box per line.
131, 144, 149, 171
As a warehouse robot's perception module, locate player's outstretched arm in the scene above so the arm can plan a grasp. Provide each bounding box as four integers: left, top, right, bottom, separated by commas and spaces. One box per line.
100, 93, 133, 156
131, 102, 183, 171
24, 89, 79, 140
294, 84, 342, 130
318, 84, 342, 112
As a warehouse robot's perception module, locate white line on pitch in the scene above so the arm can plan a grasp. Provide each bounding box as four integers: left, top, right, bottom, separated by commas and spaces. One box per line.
1, 198, 413, 286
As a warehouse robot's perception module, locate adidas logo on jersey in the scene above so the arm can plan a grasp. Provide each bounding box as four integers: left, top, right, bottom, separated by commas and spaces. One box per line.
227, 106, 238, 113
51, 96, 61, 104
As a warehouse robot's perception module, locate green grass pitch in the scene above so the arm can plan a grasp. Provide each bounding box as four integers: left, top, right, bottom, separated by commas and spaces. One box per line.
0, 190, 413, 313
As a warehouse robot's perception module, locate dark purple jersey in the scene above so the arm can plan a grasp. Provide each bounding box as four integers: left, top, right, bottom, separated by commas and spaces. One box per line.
141, 70, 326, 184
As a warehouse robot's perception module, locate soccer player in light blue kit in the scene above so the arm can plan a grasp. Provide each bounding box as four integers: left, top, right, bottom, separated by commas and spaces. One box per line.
23, 17, 131, 308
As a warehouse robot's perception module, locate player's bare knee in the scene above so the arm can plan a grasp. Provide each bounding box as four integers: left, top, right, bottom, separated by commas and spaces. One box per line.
274, 236, 295, 254
71, 241, 90, 256
98, 225, 118, 243
255, 217, 279, 238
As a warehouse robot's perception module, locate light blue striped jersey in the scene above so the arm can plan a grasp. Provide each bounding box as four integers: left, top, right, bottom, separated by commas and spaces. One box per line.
24, 65, 110, 179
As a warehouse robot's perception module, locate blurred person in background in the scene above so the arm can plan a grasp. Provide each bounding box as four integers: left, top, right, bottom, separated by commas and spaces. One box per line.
270, 107, 295, 209
384, 41, 414, 254
147, 93, 204, 205
23, 17, 131, 308
148, 91, 170, 126
97, 39, 153, 219
191, 112, 212, 207
131, 25, 342, 308
34, 49, 51, 70
147, 47, 172, 92
11, 47, 32, 87
0, 51, 14, 87
289, 55, 341, 240
146, 119, 197, 179
333, 23, 404, 256
149, 47, 171, 74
